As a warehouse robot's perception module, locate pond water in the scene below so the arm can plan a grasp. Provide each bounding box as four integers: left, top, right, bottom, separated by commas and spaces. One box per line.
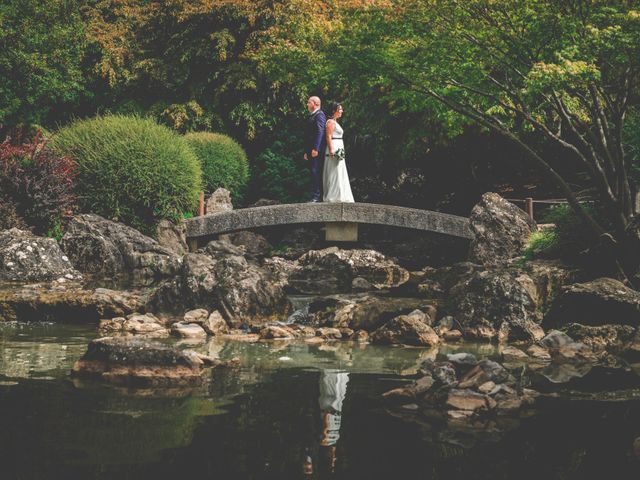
0, 322, 639, 479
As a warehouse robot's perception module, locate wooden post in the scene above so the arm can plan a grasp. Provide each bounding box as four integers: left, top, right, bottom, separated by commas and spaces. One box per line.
198, 191, 205, 216
525, 197, 534, 220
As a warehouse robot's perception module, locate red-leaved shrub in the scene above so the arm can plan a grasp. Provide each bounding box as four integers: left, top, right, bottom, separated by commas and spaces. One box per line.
0, 133, 78, 234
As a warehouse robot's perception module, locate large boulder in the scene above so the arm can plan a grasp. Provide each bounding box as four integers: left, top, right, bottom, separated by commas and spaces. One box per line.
0, 229, 80, 282
288, 247, 409, 294
148, 244, 291, 327
371, 312, 440, 346
468, 192, 537, 267
524, 260, 579, 313
71, 337, 221, 386
206, 188, 233, 214
219, 231, 271, 257
448, 269, 544, 342
60, 214, 181, 282
310, 294, 434, 331
0, 284, 145, 322
543, 278, 640, 328
155, 219, 188, 255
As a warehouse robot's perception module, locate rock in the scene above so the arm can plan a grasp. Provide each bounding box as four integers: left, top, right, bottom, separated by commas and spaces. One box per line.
449, 269, 544, 342
562, 323, 637, 352
202, 239, 245, 258
71, 337, 210, 386
211, 248, 291, 326
183, 308, 209, 324
468, 192, 537, 267
351, 276, 373, 292
458, 360, 513, 389
60, 214, 181, 281
206, 188, 233, 214
259, 325, 297, 339
478, 381, 496, 394
310, 294, 433, 332
436, 316, 455, 334
202, 310, 229, 336
288, 248, 410, 294
219, 231, 271, 257
350, 330, 369, 342
500, 346, 529, 362
0, 228, 80, 282
539, 330, 574, 349
262, 257, 299, 290
525, 260, 579, 313
155, 219, 188, 255
0, 284, 145, 322
420, 361, 458, 386
538, 330, 593, 361
99, 313, 168, 337
443, 330, 462, 342
446, 389, 491, 411
316, 327, 342, 340
446, 353, 478, 370
526, 344, 551, 361
370, 315, 440, 346
148, 249, 291, 327
339, 327, 354, 337
543, 278, 640, 328
171, 322, 207, 339
383, 375, 435, 402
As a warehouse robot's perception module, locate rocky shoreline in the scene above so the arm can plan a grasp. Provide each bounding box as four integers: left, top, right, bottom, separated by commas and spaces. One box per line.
1, 192, 639, 396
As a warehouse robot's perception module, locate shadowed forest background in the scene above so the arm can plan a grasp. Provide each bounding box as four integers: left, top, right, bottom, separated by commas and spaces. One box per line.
3, 0, 640, 277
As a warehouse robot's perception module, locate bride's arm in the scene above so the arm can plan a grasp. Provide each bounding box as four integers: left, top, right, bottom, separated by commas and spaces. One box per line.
325, 119, 335, 155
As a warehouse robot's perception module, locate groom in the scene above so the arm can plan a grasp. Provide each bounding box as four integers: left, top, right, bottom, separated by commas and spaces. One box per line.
304, 96, 326, 202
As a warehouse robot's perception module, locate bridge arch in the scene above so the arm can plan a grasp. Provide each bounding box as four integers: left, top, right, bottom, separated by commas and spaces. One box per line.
185, 202, 472, 249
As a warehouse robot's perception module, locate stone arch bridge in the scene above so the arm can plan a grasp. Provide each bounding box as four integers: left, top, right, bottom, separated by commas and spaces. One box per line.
185, 202, 473, 251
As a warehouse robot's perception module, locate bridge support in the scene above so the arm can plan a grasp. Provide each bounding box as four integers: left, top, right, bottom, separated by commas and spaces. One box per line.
325, 222, 358, 242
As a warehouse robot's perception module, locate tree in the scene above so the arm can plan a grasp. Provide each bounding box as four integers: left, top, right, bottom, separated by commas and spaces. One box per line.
0, 0, 87, 135
330, 0, 640, 274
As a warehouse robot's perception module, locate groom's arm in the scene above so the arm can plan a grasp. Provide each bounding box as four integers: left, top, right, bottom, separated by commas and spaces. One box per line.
311, 112, 326, 157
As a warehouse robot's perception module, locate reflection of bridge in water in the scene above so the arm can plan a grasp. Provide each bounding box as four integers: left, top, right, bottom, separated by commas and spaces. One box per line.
185, 202, 473, 250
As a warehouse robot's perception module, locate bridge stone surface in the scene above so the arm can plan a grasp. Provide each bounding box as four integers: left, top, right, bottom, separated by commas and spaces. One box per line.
185, 202, 473, 241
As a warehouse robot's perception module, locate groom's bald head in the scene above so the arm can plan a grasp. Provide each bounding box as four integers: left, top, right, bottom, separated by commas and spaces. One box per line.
307, 96, 321, 112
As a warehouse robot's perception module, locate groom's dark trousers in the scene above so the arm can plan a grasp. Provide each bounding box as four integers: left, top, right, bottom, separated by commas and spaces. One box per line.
305, 109, 327, 201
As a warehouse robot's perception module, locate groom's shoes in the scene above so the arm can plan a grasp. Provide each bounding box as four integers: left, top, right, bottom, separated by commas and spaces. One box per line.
307, 199, 321, 203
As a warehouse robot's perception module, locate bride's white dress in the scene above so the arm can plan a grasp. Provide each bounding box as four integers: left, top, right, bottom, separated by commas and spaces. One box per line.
323, 120, 354, 203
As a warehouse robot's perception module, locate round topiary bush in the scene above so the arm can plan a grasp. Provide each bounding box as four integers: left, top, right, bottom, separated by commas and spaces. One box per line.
51, 115, 202, 233
184, 132, 249, 201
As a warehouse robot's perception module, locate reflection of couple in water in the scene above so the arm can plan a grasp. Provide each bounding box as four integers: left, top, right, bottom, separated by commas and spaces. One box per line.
304, 369, 350, 476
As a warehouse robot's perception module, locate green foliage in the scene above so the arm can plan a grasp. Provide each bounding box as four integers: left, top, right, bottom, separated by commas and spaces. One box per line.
184, 132, 249, 202
252, 139, 308, 203
0, 0, 87, 132
540, 203, 600, 260
522, 229, 559, 262
51, 115, 202, 233
46, 219, 64, 242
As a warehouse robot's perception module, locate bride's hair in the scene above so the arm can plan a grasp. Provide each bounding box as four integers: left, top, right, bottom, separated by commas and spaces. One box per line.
327, 102, 342, 119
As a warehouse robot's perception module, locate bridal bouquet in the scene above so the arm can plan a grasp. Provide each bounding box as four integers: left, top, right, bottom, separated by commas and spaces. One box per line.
333, 148, 345, 161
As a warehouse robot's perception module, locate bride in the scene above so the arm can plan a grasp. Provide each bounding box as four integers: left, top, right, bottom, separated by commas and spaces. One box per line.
323, 103, 355, 203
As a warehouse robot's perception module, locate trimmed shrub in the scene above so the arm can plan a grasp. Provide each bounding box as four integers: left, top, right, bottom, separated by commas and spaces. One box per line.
51, 115, 202, 234
0, 135, 78, 233
184, 132, 249, 202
